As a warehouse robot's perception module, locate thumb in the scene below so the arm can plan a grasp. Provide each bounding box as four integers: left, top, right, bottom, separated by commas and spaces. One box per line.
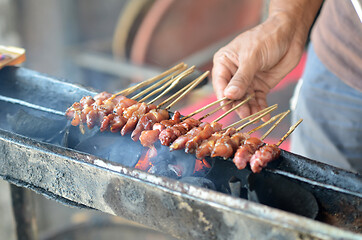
224, 62, 257, 100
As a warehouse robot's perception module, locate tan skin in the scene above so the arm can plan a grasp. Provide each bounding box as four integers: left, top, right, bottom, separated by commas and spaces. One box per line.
212, 0, 323, 121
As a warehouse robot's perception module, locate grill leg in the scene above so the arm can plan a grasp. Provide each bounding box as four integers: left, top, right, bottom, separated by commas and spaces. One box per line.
10, 184, 38, 240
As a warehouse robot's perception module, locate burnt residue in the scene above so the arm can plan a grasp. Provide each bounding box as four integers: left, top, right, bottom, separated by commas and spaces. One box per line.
103, 177, 230, 240
313, 186, 362, 232
206, 158, 319, 220
247, 172, 319, 219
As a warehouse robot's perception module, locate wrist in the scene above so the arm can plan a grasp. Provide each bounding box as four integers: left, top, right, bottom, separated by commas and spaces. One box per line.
267, 0, 323, 43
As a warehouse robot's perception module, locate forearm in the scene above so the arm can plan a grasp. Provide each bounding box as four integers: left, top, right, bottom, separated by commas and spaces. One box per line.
269, 0, 323, 44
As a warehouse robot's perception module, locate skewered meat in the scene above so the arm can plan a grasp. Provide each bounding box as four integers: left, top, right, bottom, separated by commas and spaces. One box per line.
154, 111, 182, 131
91, 94, 125, 121
121, 102, 153, 135
250, 144, 281, 173
195, 128, 234, 159
184, 122, 222, 153
233, 137, 263, 170
93, 91, 112, 101
100, 114, 128, 132
113, 98, 138, 115
170, 123, 206, 151
65, 92, 131, 129
211, 132, 249, 159
159, 118, 201, 146
66, 89, 286, 175
98, 100, 139, 132
139, 111, 182, 147
131, 108, 169, 141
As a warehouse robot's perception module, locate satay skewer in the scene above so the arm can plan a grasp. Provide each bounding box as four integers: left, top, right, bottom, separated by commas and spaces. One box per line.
212, 94, 254, 123
224, 104, 278, 130
198, 100, 234, 121
236, 105, 278, 132
131, 65, 187, 100
276, 119, 303, 146
159, 71, 209, 110
245, 118, 302, 173
111, 62, 186, 98
260, 110, 290, 140
181, 97, 228, 120
138, 76, 180, 102
246, 112, 286, 135
189, 94, 252, 123
140, 66, 195, 103
147, 66, 198, 105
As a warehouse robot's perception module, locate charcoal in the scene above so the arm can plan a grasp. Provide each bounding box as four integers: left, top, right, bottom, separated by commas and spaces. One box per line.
149, 145, 196, 177
148, 162, 179, 179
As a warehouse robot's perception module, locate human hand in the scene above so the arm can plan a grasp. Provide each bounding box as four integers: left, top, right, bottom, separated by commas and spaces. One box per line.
212, 1, 321, 120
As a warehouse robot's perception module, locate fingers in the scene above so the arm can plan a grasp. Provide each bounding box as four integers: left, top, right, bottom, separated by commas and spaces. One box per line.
212, 49, 239, 111
224, 58, 259, 100
211, 64, 229, 100
211, 63, 231, 111
212, 50, 238, 100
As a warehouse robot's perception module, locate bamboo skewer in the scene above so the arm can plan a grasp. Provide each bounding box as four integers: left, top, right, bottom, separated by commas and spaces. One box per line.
276, 119, 303, 146
260, 110, 290, 140
147, 66, 196, 105
138, 67, 189, 103
247, 112, 285, 135
131, 65, 187, 100
165, 71, 209, 110
140, 75, 180, 103
236, 105, 278, 132
224, 104, 278, 130
212, 94, 254, 123
157, 71, 209, 108
198, 100, 234, 121
110, 62, 186, 98
181, 97, 228, 121
155, 70, 202, 108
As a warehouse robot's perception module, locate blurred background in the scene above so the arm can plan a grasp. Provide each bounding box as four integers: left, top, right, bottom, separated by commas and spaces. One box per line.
0, 0, 306, 239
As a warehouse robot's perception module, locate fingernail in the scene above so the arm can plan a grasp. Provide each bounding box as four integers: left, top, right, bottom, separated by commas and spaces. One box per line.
225, 86, 239, 96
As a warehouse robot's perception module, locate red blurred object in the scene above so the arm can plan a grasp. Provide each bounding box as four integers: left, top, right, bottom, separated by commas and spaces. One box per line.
194, 158, 211, 173
135, 147, 155, 171
129, 0, 263, 67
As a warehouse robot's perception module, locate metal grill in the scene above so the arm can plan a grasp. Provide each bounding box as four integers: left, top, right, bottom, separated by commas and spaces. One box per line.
0, 66, 361, 239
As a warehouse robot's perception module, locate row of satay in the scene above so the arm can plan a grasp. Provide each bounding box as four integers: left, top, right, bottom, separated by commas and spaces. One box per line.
66, 91, 285, 173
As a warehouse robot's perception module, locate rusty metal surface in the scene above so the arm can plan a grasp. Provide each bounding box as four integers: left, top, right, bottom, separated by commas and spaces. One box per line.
0, 66, 361, 239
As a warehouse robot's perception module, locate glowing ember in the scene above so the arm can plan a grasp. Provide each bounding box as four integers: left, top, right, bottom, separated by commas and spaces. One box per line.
135, 145, 211, 178
194, 159, 211, 173
135, 148, 154, 171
